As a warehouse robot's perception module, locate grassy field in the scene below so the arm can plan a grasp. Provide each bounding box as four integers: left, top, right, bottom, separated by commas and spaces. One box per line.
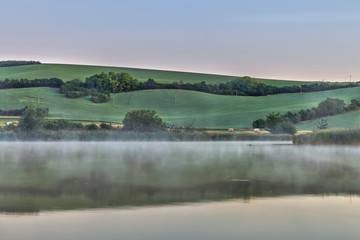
1, 87, 360, 129
0, 63, 316, 86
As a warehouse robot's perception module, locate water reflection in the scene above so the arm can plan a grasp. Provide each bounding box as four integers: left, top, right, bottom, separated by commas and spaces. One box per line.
0, 142, 360, 214
1, 196, 359, 240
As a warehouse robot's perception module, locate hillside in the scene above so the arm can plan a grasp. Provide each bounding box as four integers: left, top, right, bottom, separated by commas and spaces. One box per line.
0, 63, 314, 86
0, 87, 359, 129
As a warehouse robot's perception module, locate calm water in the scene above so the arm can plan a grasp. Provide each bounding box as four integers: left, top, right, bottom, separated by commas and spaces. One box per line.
0, 142, 360, 239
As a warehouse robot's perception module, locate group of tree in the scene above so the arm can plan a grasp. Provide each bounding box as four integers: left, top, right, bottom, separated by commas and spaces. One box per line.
280, 98, 348, 124
253, 112, 297, 135
0, 78, 63, 89
288, 98, 352, 124
85, 72, 138, 93
0, 60, 41, 67
253, 97, 360, 133
60, 79, 108, 102
60, 72, 139, 103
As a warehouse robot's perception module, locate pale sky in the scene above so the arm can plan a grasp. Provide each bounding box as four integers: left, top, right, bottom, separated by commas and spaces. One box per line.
1, 0, 359, 81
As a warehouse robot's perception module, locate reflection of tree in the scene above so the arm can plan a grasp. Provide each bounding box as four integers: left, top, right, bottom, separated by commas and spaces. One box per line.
3, 176, 360, 214
3, 144, 360, 214
20, 152, 47, 174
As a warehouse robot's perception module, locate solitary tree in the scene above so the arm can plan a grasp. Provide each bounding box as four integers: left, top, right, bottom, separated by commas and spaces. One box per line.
317, 118, 328, 130
18, 103, 48, 132
316, 98, 345, 117
122, 109, 164, 132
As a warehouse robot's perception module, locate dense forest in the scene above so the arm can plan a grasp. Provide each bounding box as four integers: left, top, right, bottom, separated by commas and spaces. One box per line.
0, 60, 41, 67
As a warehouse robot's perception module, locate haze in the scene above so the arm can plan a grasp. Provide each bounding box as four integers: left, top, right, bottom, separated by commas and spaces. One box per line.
1, 0, 359, 81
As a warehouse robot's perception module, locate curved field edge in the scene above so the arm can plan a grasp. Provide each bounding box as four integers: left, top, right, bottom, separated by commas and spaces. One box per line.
0, 63, 315, 86
1, 87, 360, 129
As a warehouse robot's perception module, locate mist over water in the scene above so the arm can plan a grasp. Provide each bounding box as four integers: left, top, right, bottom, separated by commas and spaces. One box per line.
0, 141, 360, 210
1, 141, 360, 239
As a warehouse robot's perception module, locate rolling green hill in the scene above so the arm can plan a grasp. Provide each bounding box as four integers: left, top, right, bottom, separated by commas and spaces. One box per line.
1, 87, 359, 129
0, 63, 314, 86
0, 63, 358, 130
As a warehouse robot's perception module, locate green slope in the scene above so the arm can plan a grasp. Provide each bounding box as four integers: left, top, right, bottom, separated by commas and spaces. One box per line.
296, 110, 360, 130
1, 87, 359, 129
0, 63, 314, 86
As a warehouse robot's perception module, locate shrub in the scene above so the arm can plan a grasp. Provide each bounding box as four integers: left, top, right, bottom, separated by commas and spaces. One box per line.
43, 119, 84, 130
100, 123, 113, 129
317, 118, 328, 130
65, 90, 88, 98
91, 92, 110, 103
122, 109, 164, 132
252, 119, 266, 128
86, 124, 98, 131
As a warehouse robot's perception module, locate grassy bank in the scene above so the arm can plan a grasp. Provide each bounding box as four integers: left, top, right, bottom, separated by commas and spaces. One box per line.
293, 128, 360, 145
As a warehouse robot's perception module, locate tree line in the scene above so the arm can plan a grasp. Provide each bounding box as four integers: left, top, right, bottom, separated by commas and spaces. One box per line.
0, 108, 25, 116
60, 73, 359, 103
0, 78, 63, 89
0, 60, 41, 67
136, 77, 358, 97
1, 71, 358, 104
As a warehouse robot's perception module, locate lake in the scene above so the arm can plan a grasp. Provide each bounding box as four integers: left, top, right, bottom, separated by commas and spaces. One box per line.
0, 142, 360, 239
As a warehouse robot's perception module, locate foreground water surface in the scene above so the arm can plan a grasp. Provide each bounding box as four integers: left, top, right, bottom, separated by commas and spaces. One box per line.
0, 141, 360, 239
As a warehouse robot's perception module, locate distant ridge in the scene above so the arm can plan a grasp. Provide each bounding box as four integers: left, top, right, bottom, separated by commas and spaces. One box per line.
0, 63, 314, 87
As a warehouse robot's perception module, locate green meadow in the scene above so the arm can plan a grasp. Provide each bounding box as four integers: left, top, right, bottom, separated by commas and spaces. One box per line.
1, 87, 359, 129
0, 63, 314, 86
